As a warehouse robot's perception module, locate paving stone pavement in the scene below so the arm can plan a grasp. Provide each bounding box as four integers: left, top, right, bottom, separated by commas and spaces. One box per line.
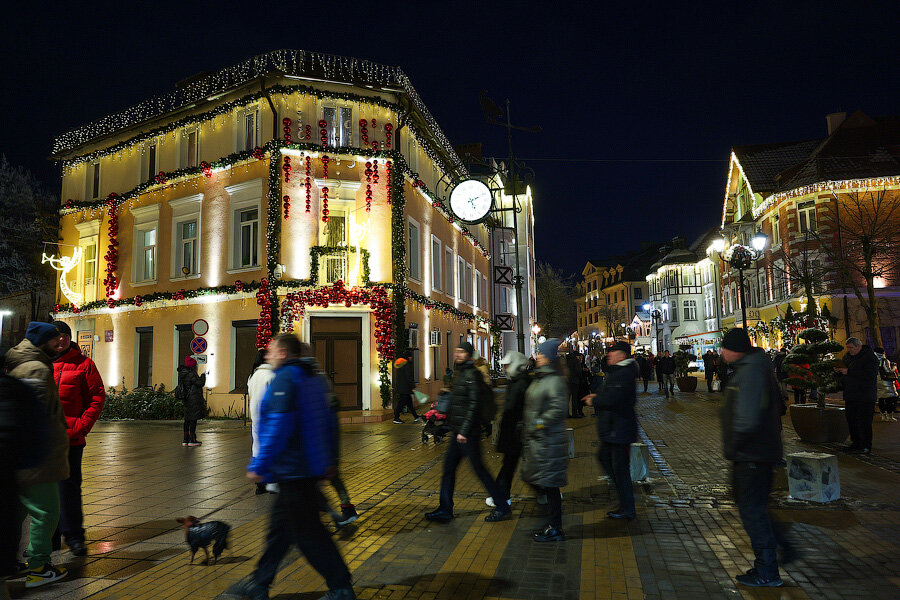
7, 385, 900, 599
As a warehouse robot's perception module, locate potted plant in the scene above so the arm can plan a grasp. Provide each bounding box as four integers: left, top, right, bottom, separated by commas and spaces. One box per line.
674, 344, 699, 392
784, 328, 849, 443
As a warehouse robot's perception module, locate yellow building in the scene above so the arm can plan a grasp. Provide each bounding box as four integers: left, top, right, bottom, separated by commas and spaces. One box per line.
49, 50, 493, 413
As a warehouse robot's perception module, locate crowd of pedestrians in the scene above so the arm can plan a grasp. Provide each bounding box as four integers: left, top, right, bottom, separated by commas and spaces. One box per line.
2, 317, 895, 597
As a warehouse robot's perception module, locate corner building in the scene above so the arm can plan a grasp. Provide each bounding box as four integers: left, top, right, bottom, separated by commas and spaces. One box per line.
50, 50, 493, 414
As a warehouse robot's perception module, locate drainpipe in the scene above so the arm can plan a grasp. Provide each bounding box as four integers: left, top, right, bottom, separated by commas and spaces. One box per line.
260, 76, 278, 142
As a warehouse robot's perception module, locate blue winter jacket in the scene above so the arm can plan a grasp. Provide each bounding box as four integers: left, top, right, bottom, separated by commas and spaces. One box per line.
247, 358, 336, 482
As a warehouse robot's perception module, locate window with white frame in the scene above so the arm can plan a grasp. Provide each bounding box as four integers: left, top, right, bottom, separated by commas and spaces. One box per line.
681, 268, 695, 287
774, 259, 786, 299
322, 105, 353, 147
407, 219, 421, 281
131, 204, 159, 283
731, 282, 738, 312
86, 161, 101, 200
758, 270, 768, 304
431, 236, 442, 292
227, 179, 262, 270
75, 220, 100, 304
465, 263, 474, 305
181, 127, 199, 168
170, 194, 202, 279
723, 286, 731, 315
238, 108, 259, 152
683, 300, 697, 320
458, 256, 466, 304
475, 269, 482, 307
797, 201, 817, 234
771, 214, 781, 245
142, 141, 158, 182
500, 286, 510, 314
178, 220, 199, 276
444, 247, 454, 297
482, 274, 488, 311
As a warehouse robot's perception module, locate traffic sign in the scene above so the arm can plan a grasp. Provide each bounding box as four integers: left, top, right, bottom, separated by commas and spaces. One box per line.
192, 354, 207, 365
192, 319, 209, 337
190, 336, 208, 354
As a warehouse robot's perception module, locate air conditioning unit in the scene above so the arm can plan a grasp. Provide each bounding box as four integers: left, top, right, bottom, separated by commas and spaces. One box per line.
408, 328, 419, 348
430, 329, 442, 346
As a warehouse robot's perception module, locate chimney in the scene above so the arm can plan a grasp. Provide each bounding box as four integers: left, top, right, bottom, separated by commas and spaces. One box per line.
826, 112, 846, 135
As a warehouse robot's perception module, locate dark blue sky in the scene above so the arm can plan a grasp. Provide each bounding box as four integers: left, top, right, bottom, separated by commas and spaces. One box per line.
3, 1, 898, 276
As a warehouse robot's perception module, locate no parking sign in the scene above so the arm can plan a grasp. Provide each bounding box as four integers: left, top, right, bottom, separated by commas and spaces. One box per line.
190, 336, 208, 354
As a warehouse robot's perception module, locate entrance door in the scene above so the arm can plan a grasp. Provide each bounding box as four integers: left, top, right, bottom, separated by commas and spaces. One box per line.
311, 317, 362, 410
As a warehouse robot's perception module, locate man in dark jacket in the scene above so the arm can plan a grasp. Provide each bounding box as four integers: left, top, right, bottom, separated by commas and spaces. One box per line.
565, 351, 585, 418
492, 351, 530, 508
392, 350, 420, 424
584, 341, 638, 520
836, 337, 879, 454
703, 350, 718, 392
659, 351, 676, 398
227, 334, 354, 600
425, 342, 510, 524
636, 354, 652, 393
720, 328, 785, 588
51, 321, 105, 556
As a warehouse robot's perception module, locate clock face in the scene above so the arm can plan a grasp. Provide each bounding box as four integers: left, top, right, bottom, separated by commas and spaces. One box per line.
449, 179, 493, 223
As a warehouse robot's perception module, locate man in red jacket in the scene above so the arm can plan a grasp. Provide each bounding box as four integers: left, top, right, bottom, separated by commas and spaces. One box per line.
52, 322, 105, 556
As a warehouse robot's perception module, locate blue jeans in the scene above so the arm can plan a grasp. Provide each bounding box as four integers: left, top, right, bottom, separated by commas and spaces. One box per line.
439, 436, 506, 511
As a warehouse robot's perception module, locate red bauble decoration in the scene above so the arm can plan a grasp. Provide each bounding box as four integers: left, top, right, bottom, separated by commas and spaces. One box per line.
319, 119, 328, 146
134, 295, 143, 307
386, 160, 393, 205
359, 118, 369, 146
252, 146, 265, 160
235, 280, 244, 292
282, 156, 292, 183
200, 161, 212, 178
321, 186, 329, 223
283, 194, 291, 219
103, 193, 119, 301
384, 123, 393, 148
305, 124, 312, 140
366, 184, 372, 212
154, 171, 166, 184
282, 117, 293, 144
365, 161, 372, 183
372, 159, 379, 184
321, 155, 330, 178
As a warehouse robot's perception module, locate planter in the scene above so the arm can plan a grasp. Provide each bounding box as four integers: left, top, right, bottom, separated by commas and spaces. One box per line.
676, 376, 698, 392
788, 404, 849, 444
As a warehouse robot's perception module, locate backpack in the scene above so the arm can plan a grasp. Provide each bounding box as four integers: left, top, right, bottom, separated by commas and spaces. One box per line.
173, 381, 187, 401
477, 373, 497, 424
879, 357, 897, 381
0, 374, 49, 470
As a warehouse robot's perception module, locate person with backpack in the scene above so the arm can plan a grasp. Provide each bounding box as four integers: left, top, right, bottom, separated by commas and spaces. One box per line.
487, 351, 531, 510
176, 357, 207, 446
5, 322, 70, 588
50, 321, 105, 557
425, 341, 510, 524
392, 350, 420, 424
874, 347, 898, 422
521, 339, 569, 542
225, 334, 354, 600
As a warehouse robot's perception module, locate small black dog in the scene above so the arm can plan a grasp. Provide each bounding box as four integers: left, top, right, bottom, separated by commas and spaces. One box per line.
176, 516, 230, 564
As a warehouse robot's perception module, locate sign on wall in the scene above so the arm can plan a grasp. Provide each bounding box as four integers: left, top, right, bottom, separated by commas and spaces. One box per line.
105, 329, 114, 343
77, 331, 93, 359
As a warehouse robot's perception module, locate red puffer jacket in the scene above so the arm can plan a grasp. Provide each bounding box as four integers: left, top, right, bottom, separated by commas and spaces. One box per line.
54, 344, 106, 446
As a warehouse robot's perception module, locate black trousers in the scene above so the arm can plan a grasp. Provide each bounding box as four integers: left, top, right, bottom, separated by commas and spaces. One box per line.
879, 396, 898, 414
706, 373, 715, 392
57, 445, 85, 545
183, 419, 198, 437
846, 401, 875, 449
394, 393, 419, 420
495, 452, 521, 500
598, 442, 634, 515
439, 436, 506, 511
642, 378, 650, 393
732, 461, 781, 578
569, 383, 584, 417
252, 478, 352, 591
538, 486, 562, 528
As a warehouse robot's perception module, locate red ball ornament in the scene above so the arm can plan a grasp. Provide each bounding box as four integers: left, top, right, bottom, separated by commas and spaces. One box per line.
134, 295, 143, 307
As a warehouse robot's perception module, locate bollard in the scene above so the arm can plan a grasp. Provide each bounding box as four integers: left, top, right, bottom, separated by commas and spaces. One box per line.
630, 443, 650, 481
787, 452, 840, 502
567, 428, 575, 459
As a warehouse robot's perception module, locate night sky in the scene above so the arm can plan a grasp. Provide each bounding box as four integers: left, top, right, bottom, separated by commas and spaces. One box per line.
3, 1, 898, 277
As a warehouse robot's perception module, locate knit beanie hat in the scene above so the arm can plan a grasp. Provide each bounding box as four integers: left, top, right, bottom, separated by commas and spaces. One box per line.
609, 341, 631, 356
26, 322, 59, 347
537, 338, 561, 361
722, 328, 752, 353
184, 356, 198, 368
52, 321, 72, 337
457, 341, 474, 356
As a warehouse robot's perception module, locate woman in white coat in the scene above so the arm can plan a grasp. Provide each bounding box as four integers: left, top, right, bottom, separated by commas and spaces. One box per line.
247, 349, 276, 494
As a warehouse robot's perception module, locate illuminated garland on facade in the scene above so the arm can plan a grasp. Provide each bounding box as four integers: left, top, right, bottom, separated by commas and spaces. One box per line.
751, 175, 900, 219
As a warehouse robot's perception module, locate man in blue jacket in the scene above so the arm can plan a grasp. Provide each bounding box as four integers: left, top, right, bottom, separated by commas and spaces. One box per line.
583, 341, 638, 520
225, 334, 354, 600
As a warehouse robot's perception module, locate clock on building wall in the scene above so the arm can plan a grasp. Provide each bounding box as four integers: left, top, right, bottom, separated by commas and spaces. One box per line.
449, 179, 493, 224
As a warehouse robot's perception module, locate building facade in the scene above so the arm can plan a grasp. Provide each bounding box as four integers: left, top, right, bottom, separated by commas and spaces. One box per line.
49, 50, 494, 413
720, 111, 900, 355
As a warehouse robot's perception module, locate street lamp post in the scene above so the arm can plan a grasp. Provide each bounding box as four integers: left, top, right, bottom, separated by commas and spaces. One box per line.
0, 309, 12, 349
712, 231, 768, 328
643, 302, 668, 353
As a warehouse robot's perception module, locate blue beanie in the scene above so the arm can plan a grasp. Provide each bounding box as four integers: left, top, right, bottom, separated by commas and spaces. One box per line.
537, 338, 561, 361
26, 322, 60, 347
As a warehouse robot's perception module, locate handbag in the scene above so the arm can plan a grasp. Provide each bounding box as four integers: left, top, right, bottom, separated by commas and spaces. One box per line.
711, 380, 722, 392
436, 391, 451, 414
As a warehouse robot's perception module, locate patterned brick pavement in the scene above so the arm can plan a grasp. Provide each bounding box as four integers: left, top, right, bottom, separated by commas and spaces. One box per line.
7, 385, 900, 599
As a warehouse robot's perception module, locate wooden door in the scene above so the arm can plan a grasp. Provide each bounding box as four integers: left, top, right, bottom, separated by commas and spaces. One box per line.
311, 317, 362, 410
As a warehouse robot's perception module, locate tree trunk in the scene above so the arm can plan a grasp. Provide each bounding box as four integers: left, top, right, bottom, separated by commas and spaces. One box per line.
806, 290, 818, 327
865, 277, 882, 348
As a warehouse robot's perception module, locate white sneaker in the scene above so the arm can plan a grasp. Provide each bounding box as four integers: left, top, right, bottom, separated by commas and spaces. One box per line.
486, 497, 495, 507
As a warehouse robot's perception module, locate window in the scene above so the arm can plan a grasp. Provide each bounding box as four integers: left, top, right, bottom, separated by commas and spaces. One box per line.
431, 236, 442, 292
758, 270, 768, 304
458, 257, 466, 304
132, 204, 160, 283
87, 161, 101, 200
136, 327, 153, 387
182, 128, 199, 168
482, 274, 488, 311
475, 269, 482, 308
465, 263, 474, 305
797, 201, 817, 234
232, 320, 258, 393
177, 219, 199, 276
731, 282, 739, 312
723, 286, 731, 315
771, 214, 781, 245
145, 142, 157, 182
774, 259, 787, 299
83, 242, 97, 287
138, 227, 157, 282
407, 219, 421, 281
238, 108, 258, 151
670, 303, 679, 322
322, 105, 353, 147
500, 286, 511, 314
444, 247, 454, 297
682, 269, 695, 287
634, 288, 642, 299
176, 325, 194, 374
237, 208, 259, 268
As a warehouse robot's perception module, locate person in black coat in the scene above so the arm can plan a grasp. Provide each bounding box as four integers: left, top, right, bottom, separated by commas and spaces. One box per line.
177, 357, 207, 446
491, 351, 531, 508
702, 350, 718, 392
636, 354, 652, 393
836, 338, 879, 454
583, 341, 638, 520
716, 350, 732, 392
565, 351, 586, 418
392, 350, 420, 424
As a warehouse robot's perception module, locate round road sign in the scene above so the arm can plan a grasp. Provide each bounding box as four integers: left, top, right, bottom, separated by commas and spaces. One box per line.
192, 319, 209, 337
190, 337, 208, 354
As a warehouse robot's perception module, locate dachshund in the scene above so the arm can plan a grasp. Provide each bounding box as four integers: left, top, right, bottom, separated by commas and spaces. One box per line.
176, 516, 230, 564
